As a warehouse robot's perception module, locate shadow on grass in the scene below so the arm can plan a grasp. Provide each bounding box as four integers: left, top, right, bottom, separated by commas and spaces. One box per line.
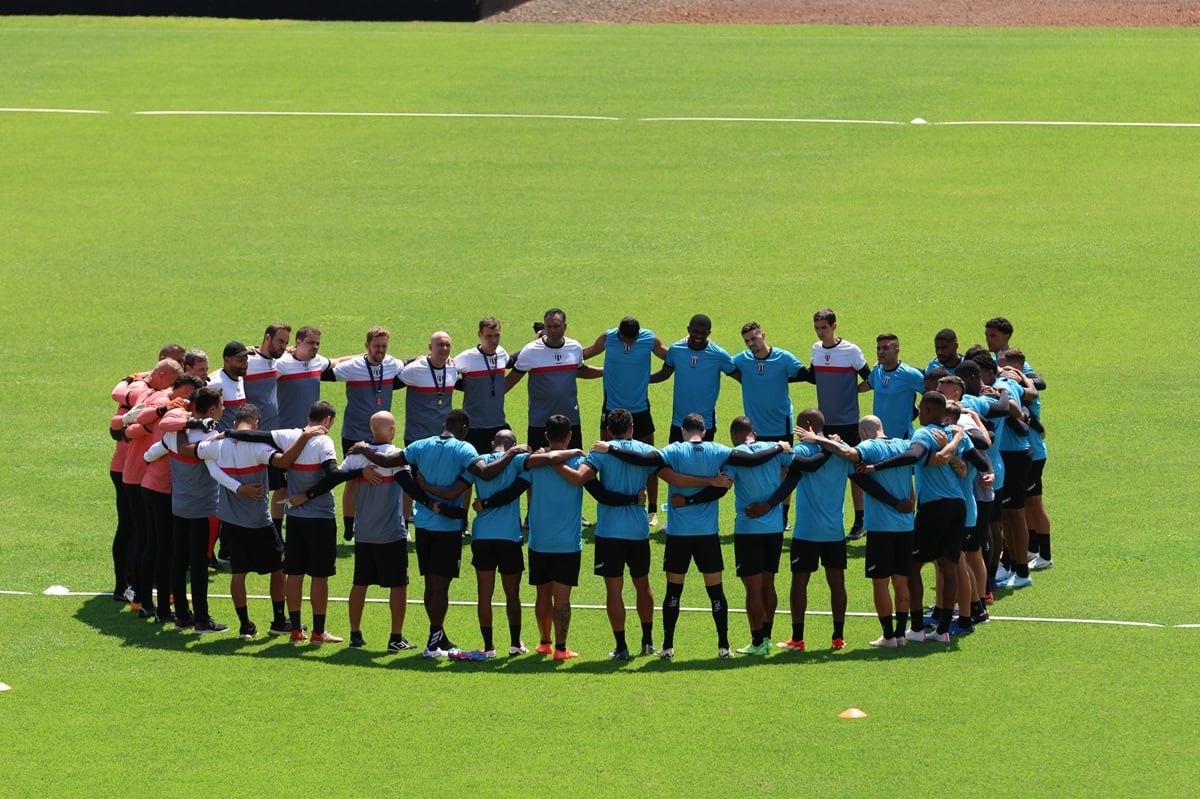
75, 592, 957, 675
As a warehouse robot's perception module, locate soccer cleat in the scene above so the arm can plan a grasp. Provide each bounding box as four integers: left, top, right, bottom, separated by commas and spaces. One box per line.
903, 628, 928, 643
349, 634, 366, 649
534, 642, 554, 655
580, 517, 592, 528
310, 631, 344, 645
831, 638, 846, 650
1030, 555, 1054, 571
289, 628, 308, 644
238, 621, 258, 640
993, 564, 1015, 583
553, 648, 580, 661
129, 601, 142, 612
1026, 550, 1039, 563
153, 612, 177, 625
869, 636, 899, 649
927, 630, 952, 643
647, 512, 659, 527
608, 648, 631, 661
984, 592, 994, 605
194, 618, 229, 634
386, 638, 411, 653
657, 647, 675, 659
736, 641, 771, 656
640, 643, 657, 656
972, 610, 991, 625
508, 642, 529, 656
950, 621, 975, 636
422, 647, 450, 659
717, 647, 733, 658
846, 522, 865, 541
138, 606, 158, 619
1003, 574, 1034, 589
268, 619, 306, 636
173, 615, 195, 632
776, 638, 805, 652
449, 648, 490, 661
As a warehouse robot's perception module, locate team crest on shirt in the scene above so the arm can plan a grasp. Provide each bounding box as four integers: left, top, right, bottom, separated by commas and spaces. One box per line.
690, 356, 698, 367
824, 352, 831, 363
757, 363, 766, 374
883, 376, 890, 386
555, 353, 562, 362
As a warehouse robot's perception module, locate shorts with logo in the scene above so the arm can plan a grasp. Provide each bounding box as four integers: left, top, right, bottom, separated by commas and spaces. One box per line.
471, 538, 525, 575
283, 516, 338, 577
864, 531, 913, 578
353, 540, 409, 588
414, 527, 463, 578
734, 533, 784, 576
663, 533, 723, 574
220, 521, 283, 575
593, 536, 651, 579
962, 500, 991, 552
528, 549, 581, 586
789, 538, 848, 573
1027, 458, 1046, 498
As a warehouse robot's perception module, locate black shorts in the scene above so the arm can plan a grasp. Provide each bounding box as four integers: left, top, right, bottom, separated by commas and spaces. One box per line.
471, 538, 525, 575
864, 531, 913, 579
734, 533, 784, 577
221, 521, 283, 575
593, 536, 651, 579
913, 497, 966, 564
414, 527, 463, 578
527, 424, 583, 451
283, 516, 338, 577
963, 501, 991, 552
528, 549, 581, 586
751, 429, 794, 445
342, 436, 361, 458
823, 424, 861, 446
1027, 458, 1046, 498
789, 538, 848, 573
353, 540, 409, 588
663, 533, 723, 575
1000, 450, 1032, 509
267, 465, 287, 492
668, 424, 716, 444
601, 407, 656, 440
466, 426, 507, 456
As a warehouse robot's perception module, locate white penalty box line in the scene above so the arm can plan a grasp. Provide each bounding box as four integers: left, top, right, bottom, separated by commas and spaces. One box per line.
23, 588, 1189, 628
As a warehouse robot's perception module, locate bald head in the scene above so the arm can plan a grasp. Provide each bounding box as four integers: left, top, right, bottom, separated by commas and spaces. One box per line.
429, 330, 452, 366
492, 429, 517, 452
149, 358, 184, 390
369, 411, 396, 443
858, 415, 884, 440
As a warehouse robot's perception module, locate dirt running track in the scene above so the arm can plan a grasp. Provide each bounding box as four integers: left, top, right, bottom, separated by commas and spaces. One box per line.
487, 0, 1200, 26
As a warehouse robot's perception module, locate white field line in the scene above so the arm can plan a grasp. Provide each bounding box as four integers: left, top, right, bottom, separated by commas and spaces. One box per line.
133, 110, 620, 121
0, 590, 33, 595
26, 589, 1177, 627
0, 107, 109, 115
641, 116, 903, 125
931, 120, 1200, 128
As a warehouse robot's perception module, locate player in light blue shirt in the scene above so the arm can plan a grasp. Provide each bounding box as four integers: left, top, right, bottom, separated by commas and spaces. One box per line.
651, 314, 737, 442
863, 333, 926, 440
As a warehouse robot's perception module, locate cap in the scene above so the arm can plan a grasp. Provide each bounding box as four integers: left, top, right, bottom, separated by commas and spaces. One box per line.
223, 341, 249, 359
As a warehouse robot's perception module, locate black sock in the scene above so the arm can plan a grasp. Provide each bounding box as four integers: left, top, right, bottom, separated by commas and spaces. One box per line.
751, 628, 764, 646
854, 509, 864, 527
1015, 562, 1030, 578
936, 608, 951, 635
662, 582, 684, 649
388, 632, 404, 644
1040, 535, 1052, 560
289, 609, 302, 629
481, 626, 493, 651
879, 615, 895, 638
1027, 531, 1040, 554
957, 614, 973, 630
555, 642, 567, 652
314, 613, 326, 635
273, 517, 283, 538
832, 619, 845, 640
342, 515, 354, 540
706, 583, 729, 649
235, 605, 250, 625
427, 626, 445, 650
762, 620, 773, 639
509, 624, 522, 648
273, 600, 285, 623
640, 621, 653, 647
792, 622, 805, 642
613, 630, 627, 651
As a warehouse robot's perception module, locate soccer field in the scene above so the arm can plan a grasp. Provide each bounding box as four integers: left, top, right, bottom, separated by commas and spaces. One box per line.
1, 17, 1199, 798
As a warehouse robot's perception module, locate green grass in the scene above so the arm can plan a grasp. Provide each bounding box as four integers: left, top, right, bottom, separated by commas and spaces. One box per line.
1, 16, 1198, 798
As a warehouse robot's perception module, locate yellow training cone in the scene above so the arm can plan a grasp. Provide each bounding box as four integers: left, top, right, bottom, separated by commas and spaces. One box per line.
838, 707, 867, 719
